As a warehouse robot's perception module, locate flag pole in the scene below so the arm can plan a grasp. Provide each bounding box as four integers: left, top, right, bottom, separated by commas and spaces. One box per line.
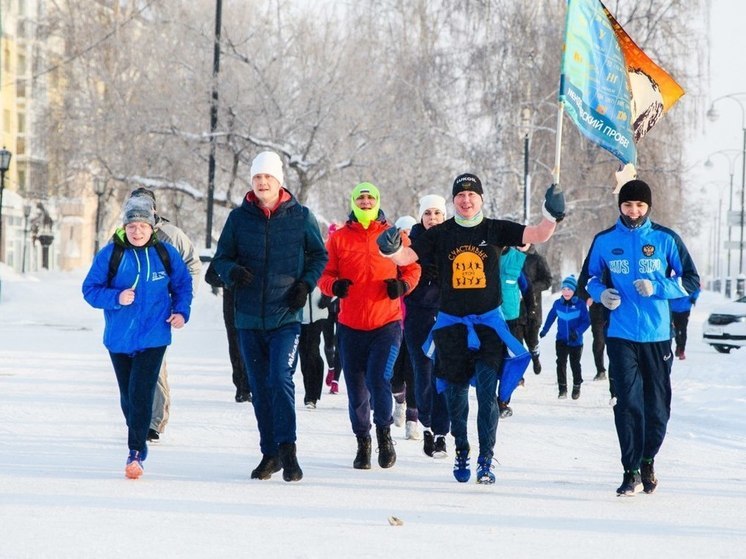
552, 101, 565, 192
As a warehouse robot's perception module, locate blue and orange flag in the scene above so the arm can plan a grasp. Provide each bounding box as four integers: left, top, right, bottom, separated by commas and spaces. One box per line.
558, 0, 684, 167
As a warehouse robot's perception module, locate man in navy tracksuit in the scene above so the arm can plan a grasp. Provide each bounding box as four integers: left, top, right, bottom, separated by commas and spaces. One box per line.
584, 180, 699, 496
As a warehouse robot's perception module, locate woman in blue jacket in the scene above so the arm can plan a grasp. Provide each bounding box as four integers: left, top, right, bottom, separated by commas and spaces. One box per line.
584, 180, 699, 496
82, 196, 193, 479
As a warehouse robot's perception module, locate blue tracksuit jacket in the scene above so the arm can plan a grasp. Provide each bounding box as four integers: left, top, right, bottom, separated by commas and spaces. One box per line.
585, 218, 699, 342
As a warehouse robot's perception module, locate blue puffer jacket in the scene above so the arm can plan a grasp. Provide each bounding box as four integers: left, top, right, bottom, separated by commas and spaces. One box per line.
585, 218, 700, 342
540, 295, 590, 347
211, 191, 328, 330
82, 232, 193, 354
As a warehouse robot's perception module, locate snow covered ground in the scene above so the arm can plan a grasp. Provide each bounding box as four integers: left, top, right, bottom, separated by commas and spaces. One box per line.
1, 266, 744, 558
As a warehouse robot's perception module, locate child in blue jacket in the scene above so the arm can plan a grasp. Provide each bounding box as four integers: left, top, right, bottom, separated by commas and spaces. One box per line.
540, 275, 590, 399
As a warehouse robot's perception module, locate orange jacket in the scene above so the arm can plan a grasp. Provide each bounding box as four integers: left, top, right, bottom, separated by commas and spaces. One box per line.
319, 218, 420, 331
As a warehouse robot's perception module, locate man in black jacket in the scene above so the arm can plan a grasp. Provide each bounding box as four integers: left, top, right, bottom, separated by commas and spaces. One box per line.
519, 244, 553, 374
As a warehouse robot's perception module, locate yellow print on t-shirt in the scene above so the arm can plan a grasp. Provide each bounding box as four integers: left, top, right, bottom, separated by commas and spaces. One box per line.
452, 250, 486, 288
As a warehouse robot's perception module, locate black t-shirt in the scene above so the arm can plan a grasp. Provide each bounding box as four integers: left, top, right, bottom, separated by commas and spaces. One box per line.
410, 217, 525, 317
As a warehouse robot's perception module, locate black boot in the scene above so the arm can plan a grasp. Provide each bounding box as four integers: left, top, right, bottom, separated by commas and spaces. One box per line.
250, 454, 281, 480
376, 426, 396, 468
353, 435, 372, 469
278, 442, 303, 482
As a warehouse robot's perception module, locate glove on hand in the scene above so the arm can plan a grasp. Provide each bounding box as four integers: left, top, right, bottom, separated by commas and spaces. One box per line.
601, 288, 621, 310
421, 263, 439, 283
332, 279, 353, 298
569, 331, 578, 342
384, 279, 408, 299
287, 281, 309, 311
539, 331, 547, 338
318, 294, 333, 309
542, 184, 566, 223
204, 262, 225, 289
633, 279, 654, 297
230, 266, 254, 287
377, 227, 403, 256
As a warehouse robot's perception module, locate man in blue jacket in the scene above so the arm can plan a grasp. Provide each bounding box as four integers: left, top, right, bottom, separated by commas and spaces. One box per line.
212, 151, 328, 483
584, 179, 699, 496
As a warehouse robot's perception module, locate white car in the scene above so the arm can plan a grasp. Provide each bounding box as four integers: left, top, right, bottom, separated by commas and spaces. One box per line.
703, 295, 746, 353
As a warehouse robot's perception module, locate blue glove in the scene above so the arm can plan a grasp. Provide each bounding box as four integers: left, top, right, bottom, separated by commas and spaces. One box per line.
377, 226, 402, 256
542, 184, 565, 223
539, 331, 547, 338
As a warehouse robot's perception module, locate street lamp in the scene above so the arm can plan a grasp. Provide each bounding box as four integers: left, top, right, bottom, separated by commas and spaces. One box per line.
93, 177, 107, 254
22, 203, 32, 273
704, 149, 742, 277
0, 147, 12, 262
707, 93, 746, 274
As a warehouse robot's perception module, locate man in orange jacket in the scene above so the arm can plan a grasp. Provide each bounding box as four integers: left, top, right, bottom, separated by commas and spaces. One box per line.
319, 182, 421, 471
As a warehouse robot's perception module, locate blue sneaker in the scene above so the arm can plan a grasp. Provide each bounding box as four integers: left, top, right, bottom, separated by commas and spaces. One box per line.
125, 450, 144, 479
453, 447, 471, 483
476, 455, 495, 484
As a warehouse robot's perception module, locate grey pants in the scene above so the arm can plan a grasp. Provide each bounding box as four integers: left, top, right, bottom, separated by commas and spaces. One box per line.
150, 356, 170, 432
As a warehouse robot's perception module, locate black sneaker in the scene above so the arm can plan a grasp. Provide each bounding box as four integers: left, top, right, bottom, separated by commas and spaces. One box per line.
571, 384, 581, 400
235, 390, 252, 403
593, 371, 607, 381
616, 470, 642, 496
558, 388, 567, 399
147, 429, 160, 442
532, 355, 542, 375
498, 401, 513, 418
641, 459, 658, 493
423, 430, 435, 457
433, 435, 448, 459
251, 454, 281, 480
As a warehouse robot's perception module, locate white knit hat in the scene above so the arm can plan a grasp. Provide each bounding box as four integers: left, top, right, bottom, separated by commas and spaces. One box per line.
250, 151, 284, 186
395, 215, 417, 232
418, 194, 447, 220
122, 196, 155, 227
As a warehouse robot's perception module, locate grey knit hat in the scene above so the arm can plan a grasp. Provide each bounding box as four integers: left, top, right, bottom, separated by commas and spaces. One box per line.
122, 196, 155, 226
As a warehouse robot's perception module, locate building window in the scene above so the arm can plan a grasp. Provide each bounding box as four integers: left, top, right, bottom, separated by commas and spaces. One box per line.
17, 138, 26, 155
18, 113, 26, 134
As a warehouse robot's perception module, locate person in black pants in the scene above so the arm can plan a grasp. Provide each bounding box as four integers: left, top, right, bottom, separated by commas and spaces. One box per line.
299, 287, 330, 408
322, 296, 343, 394
518, 244, 553, 374
205, 261, 252, 403
577, 263, 614, 401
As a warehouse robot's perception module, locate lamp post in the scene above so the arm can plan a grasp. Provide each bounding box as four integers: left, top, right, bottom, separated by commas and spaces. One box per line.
0, 147, 12, 262
93, 177, 107, 254
705, 149, 742, 278
205, 0, 223, 250
707, 93, 746, 274
21, 203, 31, 273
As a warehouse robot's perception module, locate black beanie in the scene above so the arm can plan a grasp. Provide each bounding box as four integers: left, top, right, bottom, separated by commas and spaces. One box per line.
618, 179, 652, 208
452, 173, 483, 198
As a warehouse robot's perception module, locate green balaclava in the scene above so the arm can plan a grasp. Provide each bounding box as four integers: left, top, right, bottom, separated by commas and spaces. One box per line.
351, 182, 381, 229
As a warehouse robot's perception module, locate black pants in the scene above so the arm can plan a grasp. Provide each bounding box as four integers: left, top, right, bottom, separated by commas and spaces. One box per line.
321, 316, 341, 376
299, 320, 326, 404
555, 341, 583, 389
672, 311, 690, 351
224, 289, 251, 395
589, 303, 606, 374
391, 339, 417, 419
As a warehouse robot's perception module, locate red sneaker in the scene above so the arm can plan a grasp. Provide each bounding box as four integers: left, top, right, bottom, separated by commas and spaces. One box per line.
330, 380, 339, 394
325, 369, 335, 387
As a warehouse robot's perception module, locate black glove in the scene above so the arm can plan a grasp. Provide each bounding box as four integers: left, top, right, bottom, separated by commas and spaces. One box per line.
569, 330, 578, 342
421, 263, 438, 283
230, 266, 254, 287
384, 279, 408, 299
332, 279, 353, 298
204, 262, 225, 288
376, 226, 402, 256
542, 184, 565, 223
318, 294, 333, 309
287, 281, 309, 311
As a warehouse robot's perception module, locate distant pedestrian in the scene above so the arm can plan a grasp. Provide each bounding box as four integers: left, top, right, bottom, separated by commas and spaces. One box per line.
518, 244, 553, 374
670, 287, 699, 360
298, 286, 330, 409
583, 179, 699, 496
539, 275, 590, 399
211, 151, 328, 483
82, 196, 193, 479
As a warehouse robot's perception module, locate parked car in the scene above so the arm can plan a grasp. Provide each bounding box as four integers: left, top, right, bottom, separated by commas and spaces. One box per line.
702, 295, 746, 353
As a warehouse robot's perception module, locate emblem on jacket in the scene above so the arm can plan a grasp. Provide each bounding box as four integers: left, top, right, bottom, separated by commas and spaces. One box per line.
642, 244, 655, 257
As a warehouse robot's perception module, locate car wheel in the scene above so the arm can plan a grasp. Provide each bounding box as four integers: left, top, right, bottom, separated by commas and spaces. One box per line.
713, 345, 732, 354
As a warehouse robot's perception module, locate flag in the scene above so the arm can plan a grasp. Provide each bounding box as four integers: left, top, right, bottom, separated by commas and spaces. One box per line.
558, 0, 684, 166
